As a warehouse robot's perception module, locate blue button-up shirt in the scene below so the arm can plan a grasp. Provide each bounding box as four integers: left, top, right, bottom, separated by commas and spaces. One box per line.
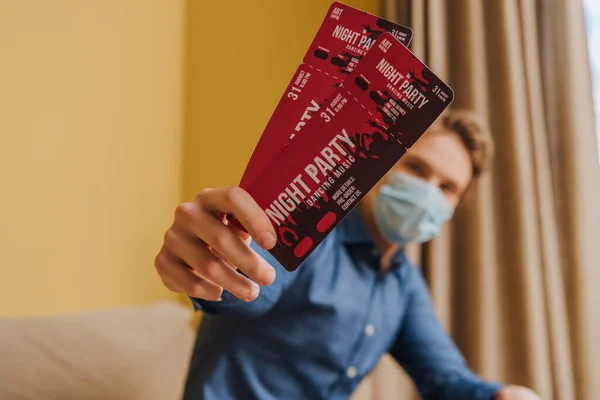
184, 209, 502, 400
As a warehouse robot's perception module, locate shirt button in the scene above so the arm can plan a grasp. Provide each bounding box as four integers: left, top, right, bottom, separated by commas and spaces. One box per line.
365, 324, 375, 336
346, 366, 358, 378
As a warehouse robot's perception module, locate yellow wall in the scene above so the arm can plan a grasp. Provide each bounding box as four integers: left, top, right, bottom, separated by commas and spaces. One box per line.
0, 1, 185, 315
183, 0, 378, 199
0, 0, 378, 315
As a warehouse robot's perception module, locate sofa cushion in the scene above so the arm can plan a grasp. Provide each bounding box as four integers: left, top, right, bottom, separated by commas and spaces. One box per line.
0, 301, 195, 400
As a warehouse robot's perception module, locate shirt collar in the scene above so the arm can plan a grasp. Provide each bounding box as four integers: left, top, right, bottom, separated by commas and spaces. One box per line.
339, 207, 375, 245
339, 208, 407, 270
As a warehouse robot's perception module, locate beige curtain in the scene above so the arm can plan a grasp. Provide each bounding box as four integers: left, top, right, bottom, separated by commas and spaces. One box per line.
353, 1, 600, 399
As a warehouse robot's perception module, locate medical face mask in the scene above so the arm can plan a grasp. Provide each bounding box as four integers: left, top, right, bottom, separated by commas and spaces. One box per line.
373, 172, 454, 244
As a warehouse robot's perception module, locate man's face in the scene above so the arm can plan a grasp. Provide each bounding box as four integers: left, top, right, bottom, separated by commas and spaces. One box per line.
389, 128, 473, 207
363, 127, 473, 214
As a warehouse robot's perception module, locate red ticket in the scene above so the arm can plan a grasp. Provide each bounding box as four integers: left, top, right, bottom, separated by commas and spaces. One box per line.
244, 32, 454, 271
239, 2, 412, 189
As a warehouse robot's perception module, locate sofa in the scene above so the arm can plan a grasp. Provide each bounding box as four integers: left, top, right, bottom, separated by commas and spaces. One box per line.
0, 301, 415, 400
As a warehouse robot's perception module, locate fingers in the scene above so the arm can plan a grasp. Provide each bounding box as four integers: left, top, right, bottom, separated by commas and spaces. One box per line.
226, 219, 251, 244
163, 228, 260, 301
154, 186, 279, 303
191, 208, 276, 286
196, 187, 276, 250
154, 250, 223, 301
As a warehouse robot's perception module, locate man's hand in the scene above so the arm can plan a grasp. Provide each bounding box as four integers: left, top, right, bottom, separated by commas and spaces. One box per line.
496, 385, 542, 400
154, 187, 277, 302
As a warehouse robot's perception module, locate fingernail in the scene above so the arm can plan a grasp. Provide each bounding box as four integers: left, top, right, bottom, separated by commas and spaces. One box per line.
259, 232, 276, 248
261, 267, 276, 286
248, 282, 260, 301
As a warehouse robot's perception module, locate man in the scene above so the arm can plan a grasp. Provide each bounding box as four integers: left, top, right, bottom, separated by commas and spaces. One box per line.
155, 109, 541, 400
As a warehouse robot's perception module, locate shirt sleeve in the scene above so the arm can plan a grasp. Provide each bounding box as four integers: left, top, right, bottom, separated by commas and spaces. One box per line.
389, 265, 504, 400
189, 240, 300, 319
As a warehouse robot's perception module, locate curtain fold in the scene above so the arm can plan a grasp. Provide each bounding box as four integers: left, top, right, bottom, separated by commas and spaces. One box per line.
352, 1, 600, 399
